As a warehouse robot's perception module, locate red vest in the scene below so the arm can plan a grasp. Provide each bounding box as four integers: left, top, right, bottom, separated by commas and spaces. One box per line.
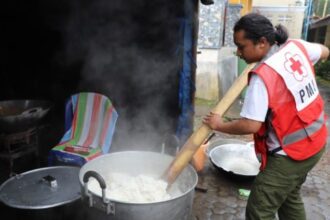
250, 40, 327, 170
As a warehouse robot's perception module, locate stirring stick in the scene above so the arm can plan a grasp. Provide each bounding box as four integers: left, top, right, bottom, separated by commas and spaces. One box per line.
164, 63, 256, 186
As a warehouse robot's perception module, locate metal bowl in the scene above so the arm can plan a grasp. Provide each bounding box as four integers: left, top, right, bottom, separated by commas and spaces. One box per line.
206, 137, 247, 157
209, 143, 260, 177
208, 139, 260, 178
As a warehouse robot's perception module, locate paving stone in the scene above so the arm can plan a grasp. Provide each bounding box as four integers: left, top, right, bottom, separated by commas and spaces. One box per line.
211, 213, 234, 220
236, 199, 247, 208
212, 207, 227, 215
306, 211, 326, 220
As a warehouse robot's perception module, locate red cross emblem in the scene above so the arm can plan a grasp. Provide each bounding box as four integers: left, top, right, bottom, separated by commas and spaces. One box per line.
284, 52, 307, 81
289, 57, 303, 75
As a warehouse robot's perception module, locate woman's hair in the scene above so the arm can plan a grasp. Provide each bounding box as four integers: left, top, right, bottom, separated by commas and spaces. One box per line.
233, 13, 289, 45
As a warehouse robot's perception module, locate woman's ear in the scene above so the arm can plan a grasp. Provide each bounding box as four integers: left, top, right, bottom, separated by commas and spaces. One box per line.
258, 37, 267, 48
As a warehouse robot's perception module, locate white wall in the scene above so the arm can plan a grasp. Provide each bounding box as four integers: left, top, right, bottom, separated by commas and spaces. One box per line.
253, 0, 305, 7
195, 47, 238, 101
196, 49, 220, 100
253, 6, 305, 39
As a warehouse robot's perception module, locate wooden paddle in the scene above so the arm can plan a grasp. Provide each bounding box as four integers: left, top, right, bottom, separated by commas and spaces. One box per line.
164, 63, 256, 186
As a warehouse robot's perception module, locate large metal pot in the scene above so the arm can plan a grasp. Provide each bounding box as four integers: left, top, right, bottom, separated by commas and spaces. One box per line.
0, 100, 53, 133
0, 166, 82, 220
79, 151, 198, 220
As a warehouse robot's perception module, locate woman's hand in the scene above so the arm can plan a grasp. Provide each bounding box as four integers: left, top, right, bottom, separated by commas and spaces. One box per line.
203, 112, 263, 135
202, 112, 223, 130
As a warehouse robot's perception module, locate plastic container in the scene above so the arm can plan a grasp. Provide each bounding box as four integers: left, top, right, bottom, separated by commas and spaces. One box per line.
191, 143, 209, 172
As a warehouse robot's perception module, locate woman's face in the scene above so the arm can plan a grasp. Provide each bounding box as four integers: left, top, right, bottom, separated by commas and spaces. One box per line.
234, 30, 269, 64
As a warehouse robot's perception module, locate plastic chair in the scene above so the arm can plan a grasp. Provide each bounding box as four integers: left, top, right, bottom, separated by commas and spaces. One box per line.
48, 92, 118, 166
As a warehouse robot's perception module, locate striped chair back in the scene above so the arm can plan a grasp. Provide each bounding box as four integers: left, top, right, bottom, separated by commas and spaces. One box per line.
48, 92, 118, 166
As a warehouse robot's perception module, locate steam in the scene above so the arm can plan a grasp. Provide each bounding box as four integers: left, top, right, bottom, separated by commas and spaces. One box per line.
60, 0, 182, 150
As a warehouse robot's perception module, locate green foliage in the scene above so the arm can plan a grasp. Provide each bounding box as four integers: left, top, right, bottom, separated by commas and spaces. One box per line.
314, 60, 330, 80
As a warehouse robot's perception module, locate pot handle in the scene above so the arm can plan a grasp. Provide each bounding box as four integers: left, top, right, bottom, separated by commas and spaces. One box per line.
83, 171, 109, 206
82, 171, 115, 215
83, 170, 106, 189
161, 133, 180, 155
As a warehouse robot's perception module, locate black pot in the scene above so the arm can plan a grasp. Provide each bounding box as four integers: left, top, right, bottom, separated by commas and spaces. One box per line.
0, 100, 53, 133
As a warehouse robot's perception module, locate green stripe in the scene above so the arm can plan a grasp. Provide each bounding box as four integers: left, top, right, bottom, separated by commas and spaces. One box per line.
73, 93, 88, 143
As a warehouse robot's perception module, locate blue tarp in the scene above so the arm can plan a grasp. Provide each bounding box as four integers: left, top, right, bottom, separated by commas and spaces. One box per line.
176, 18, 196, 143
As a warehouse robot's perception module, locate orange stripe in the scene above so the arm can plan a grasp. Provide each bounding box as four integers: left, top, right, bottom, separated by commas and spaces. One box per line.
100, 107, 113, 147
86, 152, 102, 161
83, 95, 102, 147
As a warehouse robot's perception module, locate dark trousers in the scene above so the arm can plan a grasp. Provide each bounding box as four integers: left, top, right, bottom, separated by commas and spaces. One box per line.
246, 147, 325, 220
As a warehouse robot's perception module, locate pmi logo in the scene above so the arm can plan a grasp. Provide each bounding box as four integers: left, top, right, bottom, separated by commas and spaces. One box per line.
284, 52, 308, 82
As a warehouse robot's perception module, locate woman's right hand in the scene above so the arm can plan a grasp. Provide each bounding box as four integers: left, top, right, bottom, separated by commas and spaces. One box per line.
202, 112, 223, 131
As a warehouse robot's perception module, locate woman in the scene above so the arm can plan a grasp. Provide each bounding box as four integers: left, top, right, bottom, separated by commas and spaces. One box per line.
203, 13, 329, 220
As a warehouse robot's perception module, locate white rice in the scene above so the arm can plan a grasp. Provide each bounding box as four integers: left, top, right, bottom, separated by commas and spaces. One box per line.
88, 172, 171, 203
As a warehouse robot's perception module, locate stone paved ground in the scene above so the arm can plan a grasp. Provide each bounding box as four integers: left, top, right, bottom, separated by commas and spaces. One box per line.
192, 81, 330, 220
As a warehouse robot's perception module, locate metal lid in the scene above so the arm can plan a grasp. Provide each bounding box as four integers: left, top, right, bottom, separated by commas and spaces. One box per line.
0, 166, 81, 209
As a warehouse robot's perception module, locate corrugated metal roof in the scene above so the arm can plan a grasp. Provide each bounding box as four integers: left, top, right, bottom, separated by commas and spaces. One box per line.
310, 15, 330, 29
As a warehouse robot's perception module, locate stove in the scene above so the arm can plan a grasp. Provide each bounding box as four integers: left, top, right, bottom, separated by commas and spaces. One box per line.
0, 128, 39, 176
